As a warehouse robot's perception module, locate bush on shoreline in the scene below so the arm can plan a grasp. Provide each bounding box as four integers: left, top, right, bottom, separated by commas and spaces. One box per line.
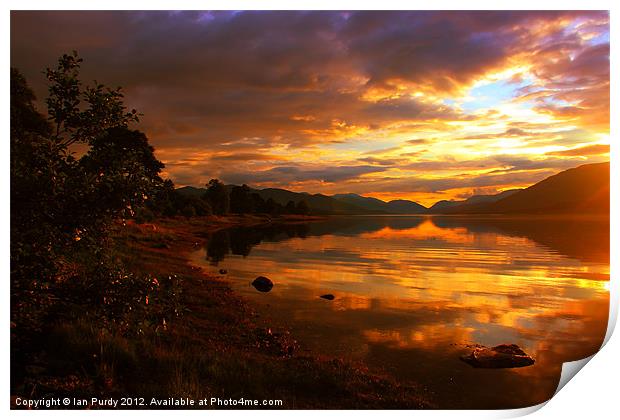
11, 53, 181, 395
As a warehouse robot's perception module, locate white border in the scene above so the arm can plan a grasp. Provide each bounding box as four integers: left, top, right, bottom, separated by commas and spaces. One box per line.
3, 1, 617, 419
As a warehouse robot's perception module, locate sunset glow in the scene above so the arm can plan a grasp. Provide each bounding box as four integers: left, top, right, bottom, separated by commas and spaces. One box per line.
11, 11, 610, 206
190, 215, 609, 406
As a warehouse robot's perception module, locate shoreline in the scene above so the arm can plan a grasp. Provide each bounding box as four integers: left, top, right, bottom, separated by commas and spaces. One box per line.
108, 215, 432, 408
14, 213, 431, 409
12, 213, 608, 408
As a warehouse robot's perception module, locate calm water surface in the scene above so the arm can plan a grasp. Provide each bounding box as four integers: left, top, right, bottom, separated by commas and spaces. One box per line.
190, 216, 609, 409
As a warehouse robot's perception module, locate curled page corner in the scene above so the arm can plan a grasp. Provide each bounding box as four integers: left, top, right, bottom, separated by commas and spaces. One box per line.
497, 401, 548, 418
498, 356, 597, 418
602, 273, 618, 347
554, 355, 595, 397
494, 355, 598, 418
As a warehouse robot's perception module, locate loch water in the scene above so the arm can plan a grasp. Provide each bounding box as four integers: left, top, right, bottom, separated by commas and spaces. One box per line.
191, 215, 610, 409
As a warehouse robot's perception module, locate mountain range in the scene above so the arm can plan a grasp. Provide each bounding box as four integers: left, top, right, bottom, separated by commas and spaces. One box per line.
427, 189, 521, 213
177, 162, 609, 215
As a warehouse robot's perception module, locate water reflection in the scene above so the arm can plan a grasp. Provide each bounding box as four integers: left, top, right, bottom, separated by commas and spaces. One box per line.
206, 224, 311, 263
191, 215, 609, 409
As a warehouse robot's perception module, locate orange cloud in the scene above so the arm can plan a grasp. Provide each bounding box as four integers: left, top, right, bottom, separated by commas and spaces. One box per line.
11, 11, 609, 203
547, 144, 610, 157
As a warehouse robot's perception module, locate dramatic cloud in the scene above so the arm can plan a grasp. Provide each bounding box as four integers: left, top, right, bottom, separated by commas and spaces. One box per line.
220, 165, 388, 184
546, 144, 610, 157
10, 11, 609, 205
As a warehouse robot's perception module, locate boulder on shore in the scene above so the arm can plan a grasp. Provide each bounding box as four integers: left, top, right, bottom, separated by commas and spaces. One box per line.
320, 294, 335, 300
460, 344, 535, 368
252, 276, 273, 293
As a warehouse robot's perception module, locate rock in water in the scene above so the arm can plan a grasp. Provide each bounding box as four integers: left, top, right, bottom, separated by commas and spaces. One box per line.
320, 294, 335, 300
252, 276, 273, 292
460, 344, 534, 368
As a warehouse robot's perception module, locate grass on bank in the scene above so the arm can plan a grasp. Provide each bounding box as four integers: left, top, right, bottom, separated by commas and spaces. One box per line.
13, 216, 432, 409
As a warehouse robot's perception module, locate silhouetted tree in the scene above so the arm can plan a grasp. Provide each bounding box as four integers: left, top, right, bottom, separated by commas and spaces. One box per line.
146, 179, 178, 217
79, 127, 164, 223
229, 184, 253, 214
11, 53, 170, 340
264, 197, 282, 216
285, 200, 296, 214
186, 195, 212, 216
10, 68, 51, 138
45, 52, 139, 147
11, 68, 58, 285
12, 53, 157, 286
204, 179, 229, 215
296, 199, 310, 215
250, 193, 266, 214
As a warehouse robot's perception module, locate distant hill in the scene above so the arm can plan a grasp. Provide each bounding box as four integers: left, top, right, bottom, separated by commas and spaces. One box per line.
429, 189, 521, 214
332, 193, 426, 214
428, 200, 461, 213
481, 162, 610, 214
176, 186, 206, 198
385, 199, 427, 214
175, 162, 609, 216
333, 193, 391, 213
256, 188, 366, 214
177, 185, 368, 214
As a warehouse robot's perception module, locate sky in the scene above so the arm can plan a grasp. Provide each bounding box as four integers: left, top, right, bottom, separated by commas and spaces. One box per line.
10, 11, 610, 207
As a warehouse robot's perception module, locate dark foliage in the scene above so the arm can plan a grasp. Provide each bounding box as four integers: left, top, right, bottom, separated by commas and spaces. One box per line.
205, 178, 229, 215
11, 54, 181, 383
141, 179, 213, 220
175, 182, 312, 217
296, 199, 310, 215
229, 184, 253, 214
